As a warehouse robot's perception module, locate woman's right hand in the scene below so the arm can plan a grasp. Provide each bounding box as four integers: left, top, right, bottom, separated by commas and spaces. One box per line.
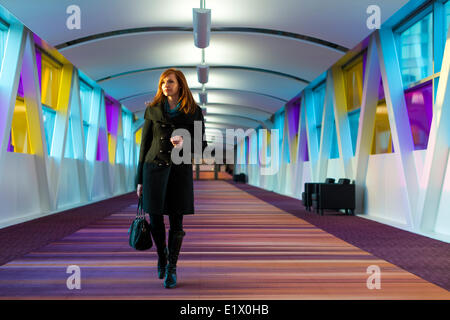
137, 184, 143, 198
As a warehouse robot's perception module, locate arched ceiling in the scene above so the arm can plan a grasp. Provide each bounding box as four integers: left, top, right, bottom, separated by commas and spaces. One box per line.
0, 0, 409, 144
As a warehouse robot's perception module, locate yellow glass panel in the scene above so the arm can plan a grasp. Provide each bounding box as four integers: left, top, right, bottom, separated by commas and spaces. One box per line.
290, 134, 298, 162
135, 128, 142, 145
343, 57, 363, 111
10, 98, 32, 154
371, 102, 393, 154
108, 133, 116, 164
41, 52, 62, 109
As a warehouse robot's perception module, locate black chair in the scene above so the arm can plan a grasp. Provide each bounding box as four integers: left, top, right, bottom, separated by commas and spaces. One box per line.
233, 173, 247, 183
311, 178, 355, 216
301, 178, 335, 211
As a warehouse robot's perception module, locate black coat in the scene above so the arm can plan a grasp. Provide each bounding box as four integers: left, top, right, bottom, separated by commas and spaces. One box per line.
135, 101, 207, 215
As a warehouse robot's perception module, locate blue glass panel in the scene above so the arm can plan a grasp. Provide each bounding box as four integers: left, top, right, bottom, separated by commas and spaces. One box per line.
83, 122, 89, 151
330, 121, 339, 159
313, 83, 326, 150
313, 84, 326, 126
348, 109, 361, 155
42, 106, 56, 155
64, 119, 74, 158
399, 13, 433, 87
79, 80, 92, 123
445, 1, 450, 40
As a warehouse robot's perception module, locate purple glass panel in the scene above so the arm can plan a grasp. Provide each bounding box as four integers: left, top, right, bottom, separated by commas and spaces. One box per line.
245, 136, 249, 164
404, 81, 433, 150
17, 48, 41, 98
7, 132, 14, 152
378, 77, 385, 101
303, 137, 309, 162
362, 50, 367, 83
35, 48, 42, 91
96, 127, 108, 161
287, 102, 300, 139
105, 97, 119, 136
17, 75, 24, 97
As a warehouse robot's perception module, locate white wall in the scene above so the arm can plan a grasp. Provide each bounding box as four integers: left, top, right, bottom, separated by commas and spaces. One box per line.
239, 150, 450, 243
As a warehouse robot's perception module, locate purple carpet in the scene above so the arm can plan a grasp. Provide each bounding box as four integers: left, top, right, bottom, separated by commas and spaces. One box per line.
229, 181, 450, 291
0, 193, 136, 267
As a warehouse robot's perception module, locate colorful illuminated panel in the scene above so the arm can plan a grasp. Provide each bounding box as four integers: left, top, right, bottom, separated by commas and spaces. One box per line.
404, 81, 433, 150
10, 98, 32, 154
371, 102, 393, 154
40, 50, 62, 109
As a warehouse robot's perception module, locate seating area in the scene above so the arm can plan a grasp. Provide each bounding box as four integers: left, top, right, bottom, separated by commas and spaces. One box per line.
301, 178, 355, 216
233, 173, 248, 183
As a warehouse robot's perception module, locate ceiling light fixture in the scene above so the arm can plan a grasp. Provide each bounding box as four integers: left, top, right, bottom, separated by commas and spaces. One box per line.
193, 0, 210, 114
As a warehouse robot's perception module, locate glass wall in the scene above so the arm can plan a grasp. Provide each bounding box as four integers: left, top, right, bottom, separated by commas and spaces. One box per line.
398, 12, 433, 87
79, 78, 93, 151
343, 54, 363, 155
312, 82, 326, 148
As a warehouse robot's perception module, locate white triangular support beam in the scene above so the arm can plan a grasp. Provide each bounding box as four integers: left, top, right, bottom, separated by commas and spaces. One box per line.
303, 88, 320, 181
0, 23, 25, 170
21, 29, 52, 212
67, 68, 89, 203
293, 93, 308, 196
375, 28, 419, 229
316, 70, 335, 181
354, 34, 381, 214
48, 63, 74, 209
85, 87, 103, 199
331, 65, 354, 179
416, 20, 450, 232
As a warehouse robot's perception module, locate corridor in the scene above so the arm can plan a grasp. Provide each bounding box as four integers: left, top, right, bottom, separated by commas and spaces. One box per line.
0, 180, 448, 299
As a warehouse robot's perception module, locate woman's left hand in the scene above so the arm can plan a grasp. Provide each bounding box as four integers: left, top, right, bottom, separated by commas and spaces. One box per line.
170, 135, 183, 148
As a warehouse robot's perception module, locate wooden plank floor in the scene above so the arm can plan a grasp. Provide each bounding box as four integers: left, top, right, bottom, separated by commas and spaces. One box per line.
0, 180, 448, 300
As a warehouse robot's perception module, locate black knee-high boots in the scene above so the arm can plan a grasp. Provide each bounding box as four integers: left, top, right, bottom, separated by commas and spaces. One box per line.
150, 226, 168, 279
164, 230, 186, 289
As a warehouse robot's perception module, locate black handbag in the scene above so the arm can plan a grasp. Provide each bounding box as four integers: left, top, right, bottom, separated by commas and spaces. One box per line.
128, 197, 153, 250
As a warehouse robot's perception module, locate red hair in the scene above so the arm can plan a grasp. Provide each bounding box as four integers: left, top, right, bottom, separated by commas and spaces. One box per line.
147, 68, 197, 114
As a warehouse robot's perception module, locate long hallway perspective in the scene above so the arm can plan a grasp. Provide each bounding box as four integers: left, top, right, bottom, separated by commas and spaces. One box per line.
0, 180, 448, 300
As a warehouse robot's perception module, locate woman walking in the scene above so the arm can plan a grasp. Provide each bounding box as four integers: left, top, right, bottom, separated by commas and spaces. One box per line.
136, 68, 207, 288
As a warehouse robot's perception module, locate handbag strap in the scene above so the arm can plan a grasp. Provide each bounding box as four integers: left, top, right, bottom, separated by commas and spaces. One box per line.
136, 197, 145, 219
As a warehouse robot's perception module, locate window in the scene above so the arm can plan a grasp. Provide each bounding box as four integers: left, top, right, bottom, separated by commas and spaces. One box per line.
445, 1, 450, 41
273, 110, 285, 164
398, 12, 433, 87
329, 108, 339, 159
0, 20, 9, 73
39, 49, 62, 109
343, 55, 364, 155
64, 117, 75, 158
404, 81, 433, 150
371, 102, 394, 154
42, 106, 56, 155
105, 97, 120, 164
122, 109, 133, 166
312, 82, 326, 148
9, 97, 32, 154
79, 79, 93, 150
